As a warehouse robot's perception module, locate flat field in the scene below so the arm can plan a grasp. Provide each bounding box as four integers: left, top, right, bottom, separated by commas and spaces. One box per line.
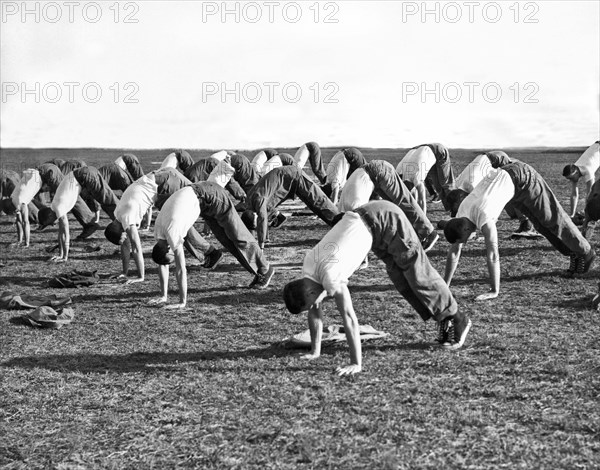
0, 147, 598, 469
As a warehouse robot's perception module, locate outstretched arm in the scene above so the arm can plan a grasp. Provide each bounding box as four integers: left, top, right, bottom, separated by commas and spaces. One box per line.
21, 203, 31, 246
165, 245, 187, 309
570, 181, 579, 217
148, 264, 169, 305
416, 182, 427, 215
333, 284, 362, 375
301, 305, 324, 360
54, 215, 70, 262
444, 242, 463, 286
125, 226, 144, 282
478, 223, 500, 301
256, 203, 269, 249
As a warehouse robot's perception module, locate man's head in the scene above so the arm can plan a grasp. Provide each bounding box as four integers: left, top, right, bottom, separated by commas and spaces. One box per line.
446, 189, 469, 217
0, 199, 16, 215
241, 210, 258, 231
104, 220, 126, 245
38, 207, 58, 227
283, 278, 325, 314
562, 164, 581, 182
485, 150, 511, 168
152, 239, 174, 265
443, 217, 477, 244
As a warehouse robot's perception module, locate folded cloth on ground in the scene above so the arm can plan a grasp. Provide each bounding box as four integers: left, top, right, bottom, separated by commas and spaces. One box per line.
0, 290, 72, 309
20, 306, 74, 329
510, 230, 543, 240
48, 270, 99, 288
279, 324, 388, 349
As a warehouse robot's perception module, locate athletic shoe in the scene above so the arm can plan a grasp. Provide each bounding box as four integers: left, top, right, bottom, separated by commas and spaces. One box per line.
436, 318, 451, 344
423, 232, 439, 253
567, 253, 578, 274
76, 222, 100, 240
442, 311, 471, 350
201, 249, 223, 270
251, 265, 275, 289
576, 251, 595, 275
271, 213, 288, 228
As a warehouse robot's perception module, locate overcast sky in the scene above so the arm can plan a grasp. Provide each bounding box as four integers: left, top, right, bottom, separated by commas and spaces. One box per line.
1, 0, 599, 148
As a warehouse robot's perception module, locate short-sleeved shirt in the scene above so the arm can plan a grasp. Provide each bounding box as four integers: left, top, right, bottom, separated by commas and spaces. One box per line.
251, 151, 268, 176
207, 160, 235, 188
575, 142, 600, 183
294, 144, 310, 168
209, 150, 228, 162
161, 153, 179, 170
326, 151, 350, 189
338, 168, 375, 211
261, 156, 284, 177
51, 171, 82, 218
303, 211, 372, 296
396, 146, 436, 186
11, 169, 41, 207
457, 168, 515, 230
114, 156, 127, 171
115, 174, 158, 228
154, 186, 200, 250
455, 154, 494, 193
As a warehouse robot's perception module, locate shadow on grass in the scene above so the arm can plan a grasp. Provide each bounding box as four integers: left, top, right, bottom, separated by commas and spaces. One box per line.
267, 239, 321, 248
0, 342, 431, 373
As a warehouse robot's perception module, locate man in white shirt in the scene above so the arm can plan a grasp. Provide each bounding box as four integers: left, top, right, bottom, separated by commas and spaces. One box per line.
294, 142, 327, 184
563, 141, 600, 217
324, 148, 367, 206
160, 149, 195, 174
444, 161, 594, 301
10, 169, 42, 247
283, 200, 470, 376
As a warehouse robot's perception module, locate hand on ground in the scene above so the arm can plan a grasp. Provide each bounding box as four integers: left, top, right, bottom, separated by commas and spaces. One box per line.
336, 364, 362, 376
164, 303, 188, 311
475, 291, 498, 301
147, 297, 167, 306
299, 353, 320, 360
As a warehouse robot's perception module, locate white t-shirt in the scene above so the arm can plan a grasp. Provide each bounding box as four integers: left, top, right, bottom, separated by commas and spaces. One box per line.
207, 160, 235, 187
396, 146, 436, 186
251, 151, 268, 176
294, 144, 310, 169
575, 142, 600, 183
114, 156, 127, 171
455, 154, 494, 193
161, 153, 179, 169
11, 169, 42, 207
115, 174, 158, 228
457, 168, 515, 230
261, 156, 283, 177
303, 211, 372, 296
154, 186, 200, 250
51, 171, 82, 218
326, 151, 350, 190
209, 150, 228, 162
338, 168, 375, 211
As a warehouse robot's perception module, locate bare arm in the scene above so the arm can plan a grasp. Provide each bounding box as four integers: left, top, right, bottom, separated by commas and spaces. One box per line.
331, 186, 340, 206
256, 203, 268, 249
478, 223, 500, 301
55, 215, 70, 261
15, 209, 24, 244
126, 225, 144, 281
301, 305, 324, 360
21, 203, 31, 246
148, 263, 169, 305
164, 245, 187, 309
333, 284, 362, 375
444, 242, 463, 286
570, 181, 579, 217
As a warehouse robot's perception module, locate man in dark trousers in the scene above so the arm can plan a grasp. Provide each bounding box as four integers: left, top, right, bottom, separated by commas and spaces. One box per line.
283, 200, 471, 376
241, 166, 340, 250
294, 142, 327, 184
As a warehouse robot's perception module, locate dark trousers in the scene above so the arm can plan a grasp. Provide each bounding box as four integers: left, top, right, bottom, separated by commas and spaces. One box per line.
76, 168, 120, 220
204, 199, 268, 276
183, 226, 213, 261
294, 173, 340, 225
426, 158, 455, 211
357, 204, 457, 322
306, 142, 327, 184
504, 164, 591, 256
365, 160, 435, 241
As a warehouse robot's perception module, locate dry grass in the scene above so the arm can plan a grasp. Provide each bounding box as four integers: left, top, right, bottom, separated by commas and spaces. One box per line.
0, 147, 599, 469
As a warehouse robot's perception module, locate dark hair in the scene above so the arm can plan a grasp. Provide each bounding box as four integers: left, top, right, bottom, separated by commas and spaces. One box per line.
403, 180, 415, 191
443, 218, 473, 244
283, 279, 310, 314
563, 164, 579, 178
104, 220, 124, 245
38, 207, 57, 226
152, 242, 174, 265
241, 210, 257, 230
0, 198, 16, 214
446, 189, 469, 217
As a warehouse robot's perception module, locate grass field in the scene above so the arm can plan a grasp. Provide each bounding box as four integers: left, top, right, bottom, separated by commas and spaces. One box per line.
1, 147, 599, 469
